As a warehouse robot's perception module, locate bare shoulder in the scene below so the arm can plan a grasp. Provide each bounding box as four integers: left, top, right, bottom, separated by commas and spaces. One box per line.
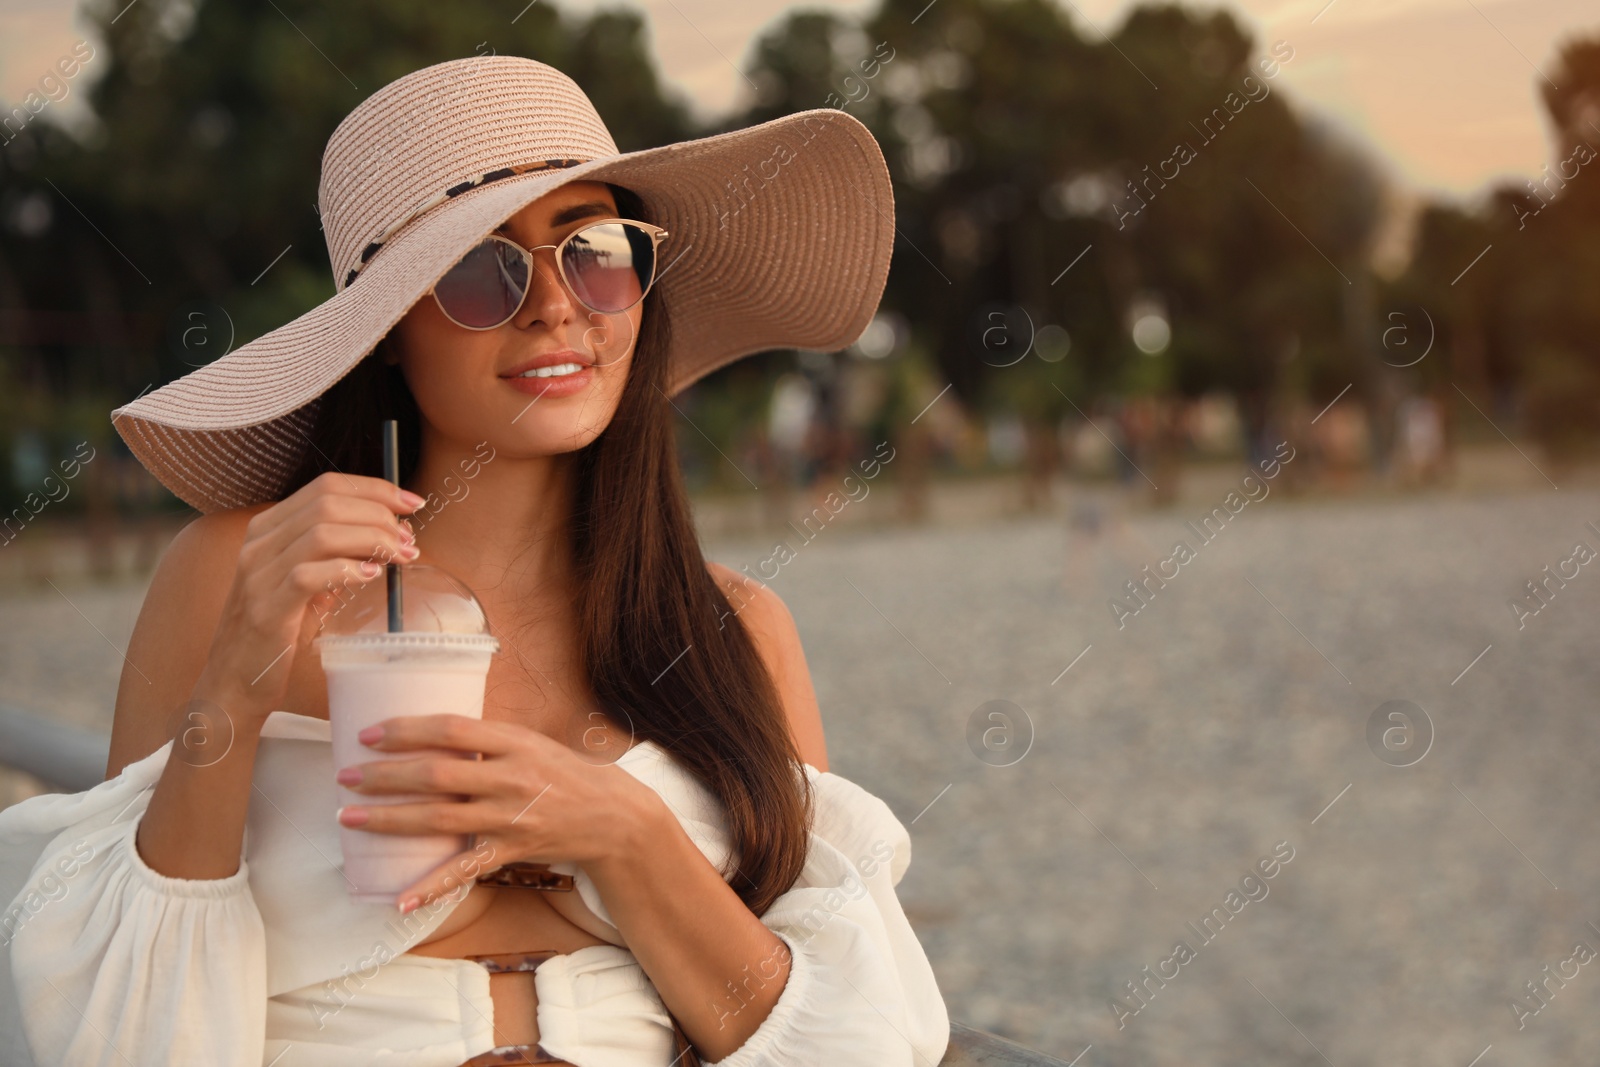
704, 561, 795, 656
705, 561, 828, 772
105, 503, 273, 779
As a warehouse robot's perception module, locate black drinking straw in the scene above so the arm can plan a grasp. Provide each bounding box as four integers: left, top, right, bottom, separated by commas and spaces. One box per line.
381, 419, 403, 633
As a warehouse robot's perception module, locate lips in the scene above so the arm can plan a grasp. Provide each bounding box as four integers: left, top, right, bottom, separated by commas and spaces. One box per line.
498, 350, 593, 378
498, 348, 596, 400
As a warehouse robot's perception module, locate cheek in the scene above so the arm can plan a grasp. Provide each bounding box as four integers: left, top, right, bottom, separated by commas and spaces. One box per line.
614, 308, 645, 379
396, 319, 497, 422
587, 312, 641, 426
588, 307, 642, 362
598, 329, 636, 407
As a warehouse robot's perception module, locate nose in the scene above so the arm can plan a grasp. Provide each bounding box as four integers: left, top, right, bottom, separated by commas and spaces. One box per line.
510, 243, 581, 331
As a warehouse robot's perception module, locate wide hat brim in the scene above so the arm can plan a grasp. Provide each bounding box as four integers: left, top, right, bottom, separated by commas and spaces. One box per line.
111, 106, 895, 514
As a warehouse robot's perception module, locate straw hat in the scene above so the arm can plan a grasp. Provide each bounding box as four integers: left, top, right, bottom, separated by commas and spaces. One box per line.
110, 55, 895, 514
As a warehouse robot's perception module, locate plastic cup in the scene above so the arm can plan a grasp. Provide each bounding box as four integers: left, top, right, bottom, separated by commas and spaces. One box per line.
317, 631, 500, 903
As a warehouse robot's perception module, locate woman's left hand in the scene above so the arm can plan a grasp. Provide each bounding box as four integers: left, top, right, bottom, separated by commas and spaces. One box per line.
333, 713, 662, 912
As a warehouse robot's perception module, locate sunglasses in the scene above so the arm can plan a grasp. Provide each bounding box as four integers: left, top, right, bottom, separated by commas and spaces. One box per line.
431, 218, 670, 331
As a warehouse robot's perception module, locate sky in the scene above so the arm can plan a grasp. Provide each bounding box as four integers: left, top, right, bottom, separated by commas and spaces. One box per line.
2, 0, 1596, 206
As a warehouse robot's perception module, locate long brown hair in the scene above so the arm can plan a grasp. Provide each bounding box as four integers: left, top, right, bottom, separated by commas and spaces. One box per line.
286, 184, 813, 915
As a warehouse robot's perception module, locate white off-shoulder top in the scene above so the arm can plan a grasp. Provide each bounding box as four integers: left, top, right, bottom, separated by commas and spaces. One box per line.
0, 710, 949, 1067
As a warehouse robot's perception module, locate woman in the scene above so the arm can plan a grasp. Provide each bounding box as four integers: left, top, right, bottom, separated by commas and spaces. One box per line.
0, 57, 947, 1066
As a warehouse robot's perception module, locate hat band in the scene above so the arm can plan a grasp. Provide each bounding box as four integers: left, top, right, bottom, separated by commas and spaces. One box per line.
343, 156, 591, 288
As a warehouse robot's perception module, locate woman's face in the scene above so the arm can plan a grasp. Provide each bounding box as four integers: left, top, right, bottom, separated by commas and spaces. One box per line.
387, 180, 646, 457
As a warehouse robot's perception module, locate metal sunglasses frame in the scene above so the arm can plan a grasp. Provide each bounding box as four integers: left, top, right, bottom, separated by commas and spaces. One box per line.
430, 217, 671, 331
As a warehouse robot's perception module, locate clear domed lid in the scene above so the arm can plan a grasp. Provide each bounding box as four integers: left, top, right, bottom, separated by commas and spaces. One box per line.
316, 562, 493, 637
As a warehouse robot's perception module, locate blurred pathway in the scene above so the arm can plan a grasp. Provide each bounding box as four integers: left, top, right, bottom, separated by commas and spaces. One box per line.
6, 477, 1600, 1065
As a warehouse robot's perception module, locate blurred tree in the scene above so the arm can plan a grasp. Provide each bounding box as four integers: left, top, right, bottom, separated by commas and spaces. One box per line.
859, 0, 1112, 414
1518, 32, 1600, 464
1541, 33, 1600, 147
705, 0, 1402, 512
1110, 8, 1383, 465
1393, 29, 1600, 464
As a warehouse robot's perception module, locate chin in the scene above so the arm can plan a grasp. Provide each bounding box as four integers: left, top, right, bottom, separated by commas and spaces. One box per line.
501, 408, 618, 456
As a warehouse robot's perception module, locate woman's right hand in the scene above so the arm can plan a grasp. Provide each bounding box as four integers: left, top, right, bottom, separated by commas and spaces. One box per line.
196, 471, 423, 719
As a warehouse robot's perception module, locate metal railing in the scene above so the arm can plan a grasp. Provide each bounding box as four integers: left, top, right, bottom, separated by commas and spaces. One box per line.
0, 706, 1069, 1065
0, 704, 110, 794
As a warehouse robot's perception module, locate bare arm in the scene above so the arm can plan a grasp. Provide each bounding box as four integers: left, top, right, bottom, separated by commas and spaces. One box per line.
111, 473, 421, 881
585, 798, 792, 1061
107, 508, 253, 781
108, 505, 265, 883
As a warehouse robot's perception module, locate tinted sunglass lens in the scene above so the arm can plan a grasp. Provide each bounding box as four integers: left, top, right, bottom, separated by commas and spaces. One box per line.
435, 238, 528, 327
562, 222, 654, 313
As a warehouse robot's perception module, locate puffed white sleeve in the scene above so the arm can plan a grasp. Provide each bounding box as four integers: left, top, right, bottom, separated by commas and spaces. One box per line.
0, 741, 267, 1067
699, 767, 950, 1067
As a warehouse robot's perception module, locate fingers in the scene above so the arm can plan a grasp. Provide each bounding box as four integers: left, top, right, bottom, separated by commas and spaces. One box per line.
276, 519, 415, 583
258, 556, 396, 637
393, 839, 504, 914
248, 470, 421, 543
338, 754, 508, 798
206, 475, 425, 708
339, 798, 493, 836
248, 506, 418, 629
358, 713, 522, 757
251, 490, 417, 574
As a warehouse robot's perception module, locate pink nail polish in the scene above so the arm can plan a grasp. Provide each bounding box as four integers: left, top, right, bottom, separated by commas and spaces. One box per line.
336, 767, 361, 786
339, 807, 368, 827
398, 896, 419, 914
358, 726, 383, 745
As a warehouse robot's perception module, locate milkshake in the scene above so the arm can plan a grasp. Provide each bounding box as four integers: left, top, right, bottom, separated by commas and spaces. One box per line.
314, 562, 499, 903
